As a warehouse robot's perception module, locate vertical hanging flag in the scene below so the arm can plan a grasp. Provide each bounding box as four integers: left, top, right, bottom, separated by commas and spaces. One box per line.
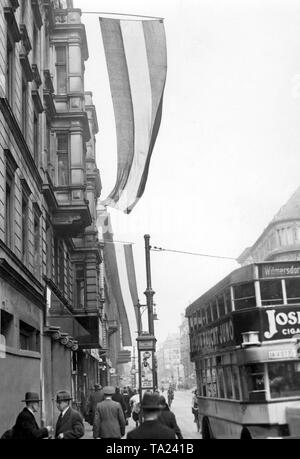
99, 16, 167, 213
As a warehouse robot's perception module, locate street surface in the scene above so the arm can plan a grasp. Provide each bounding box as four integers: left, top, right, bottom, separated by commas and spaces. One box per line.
82, 390, 202, 439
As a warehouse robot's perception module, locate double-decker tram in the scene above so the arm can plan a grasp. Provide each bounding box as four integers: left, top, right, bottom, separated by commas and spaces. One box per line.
186, 261, 300, 439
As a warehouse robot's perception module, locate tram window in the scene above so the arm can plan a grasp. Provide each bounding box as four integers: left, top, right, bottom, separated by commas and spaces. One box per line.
232, 366, 241, 400
269, 362, 300, 399
206, 304, 213, 323
244, 363, 266, 401
224, 366, 234, 399
218, 295, 226, 317
196, 310, 203, 328
233, 283, 256, 310
285, 278, 300, 304
211, 300, 218, 321
225, 289, 232, 312
217, 367, 225, 398
201, 308, 207, 326
260, 280, 283, 306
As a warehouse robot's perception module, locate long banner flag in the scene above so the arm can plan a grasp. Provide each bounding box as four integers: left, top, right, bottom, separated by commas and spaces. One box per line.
99, 16, 167, 213
98, 210, 140, 346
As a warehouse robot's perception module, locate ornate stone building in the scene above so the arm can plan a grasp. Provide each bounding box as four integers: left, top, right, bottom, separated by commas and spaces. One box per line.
0, 0, 104, 432
238, 187, 300, 265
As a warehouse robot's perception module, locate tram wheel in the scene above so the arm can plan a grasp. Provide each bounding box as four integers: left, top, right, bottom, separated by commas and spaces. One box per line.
241, 428, 252, 440
202, 418, 214, 439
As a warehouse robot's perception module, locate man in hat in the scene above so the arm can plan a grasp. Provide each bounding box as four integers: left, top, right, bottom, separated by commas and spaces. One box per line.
55, 390, 84, 439
127, 392, 176, 439
93, 386, 126, 439
86, 383, 104, 425
12, 392, 52, 439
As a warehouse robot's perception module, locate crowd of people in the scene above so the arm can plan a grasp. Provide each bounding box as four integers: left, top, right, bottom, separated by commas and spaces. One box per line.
1, 384, 197, 439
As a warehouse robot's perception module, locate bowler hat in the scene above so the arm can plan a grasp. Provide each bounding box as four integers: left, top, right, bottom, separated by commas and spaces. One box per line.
22, 392, 42, 403
94, 383, 101, 390
103, 386, 115, 395
141, 392, 161, 410
56, 390, 72, 402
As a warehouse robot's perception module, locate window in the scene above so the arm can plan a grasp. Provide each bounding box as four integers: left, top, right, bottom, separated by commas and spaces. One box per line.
224, 289, 232, 313
260, 280, 283, 306
55, 47, 67, 94
32, 23, 39, 64
206, 304, 213, 323
285, 279, 300, 304
33, 205, 41, 279
21, 193, 29, 263
269, 362, 300, 399
58, 242, 64, 291
223, 366, 234, 399
75, 264, 85, 308
57, 133, 69, 185
46, 219, 52, 279
6, 37, 14, 106
33, 111, 39, 164
19, 320, 40, 352
242, 363, 266, 401
233, 283, 256, 310
5, 174, 13, 248
21, 73, 28, 137
1, 309, 13, 347
211, 300, 218, 321
218, 295, 226, 317
232, 366, 241, 400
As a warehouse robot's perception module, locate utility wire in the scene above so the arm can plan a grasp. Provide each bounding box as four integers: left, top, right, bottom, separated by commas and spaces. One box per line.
81, 11, 164, 20
151, 246, 236, 261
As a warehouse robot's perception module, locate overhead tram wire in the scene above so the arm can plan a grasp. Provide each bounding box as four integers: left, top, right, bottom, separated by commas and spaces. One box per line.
81, 11, 164, 21
151, 246, 237, 261
98, 240, 236, 260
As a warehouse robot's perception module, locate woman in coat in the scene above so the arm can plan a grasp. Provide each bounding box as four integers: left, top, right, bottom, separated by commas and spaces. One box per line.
157, 396, 183, 439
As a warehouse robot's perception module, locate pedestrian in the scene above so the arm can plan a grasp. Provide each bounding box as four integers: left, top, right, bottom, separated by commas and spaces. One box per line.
112, 387, 127, 419
55, 390, 84, 439
122, 388, 131, 424
93, 386, 126, 439
158, 395, 183, 439
167, 386, 174, 407
11, 392, 52, 439
127, 392, 176, 439
86, 383, 104, 425
129, 389, 141, 427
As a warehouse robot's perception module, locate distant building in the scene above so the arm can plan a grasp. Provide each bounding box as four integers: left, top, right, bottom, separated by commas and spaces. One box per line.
238, 187, 300, 265
179, 315, 195, 389
157, 333, 183, 386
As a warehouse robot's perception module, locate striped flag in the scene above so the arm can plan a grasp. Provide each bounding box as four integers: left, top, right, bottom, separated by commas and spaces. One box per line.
99, 17, 167, 213
98, 210, 140, 346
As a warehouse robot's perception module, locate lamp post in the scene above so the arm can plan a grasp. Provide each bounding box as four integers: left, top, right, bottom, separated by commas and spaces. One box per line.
136, 235, 158, 405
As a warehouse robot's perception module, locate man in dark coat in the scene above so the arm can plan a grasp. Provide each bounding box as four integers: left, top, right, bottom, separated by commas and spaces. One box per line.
12, 392, 51, 439
127, 392, 176, 439
55, 390, 84, 439
93, 386, 126, 439
112, 387, 127, 418
158, 395, 183, 438
86, 384, 104, 425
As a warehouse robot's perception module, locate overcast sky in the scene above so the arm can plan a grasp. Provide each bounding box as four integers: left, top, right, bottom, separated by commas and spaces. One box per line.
75, 0, 300, 345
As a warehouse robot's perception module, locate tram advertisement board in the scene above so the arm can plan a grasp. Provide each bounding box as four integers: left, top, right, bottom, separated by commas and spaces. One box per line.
191, 306, 300, 355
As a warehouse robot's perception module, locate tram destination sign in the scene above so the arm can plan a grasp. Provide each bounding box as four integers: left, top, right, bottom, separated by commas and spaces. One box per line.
259, 262, 300, 279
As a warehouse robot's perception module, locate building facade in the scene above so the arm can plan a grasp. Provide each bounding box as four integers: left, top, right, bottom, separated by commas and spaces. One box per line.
0, 0, 105, 433
157, 333, 183, 388
238, 187, 300, 266
179, 314, 195, 389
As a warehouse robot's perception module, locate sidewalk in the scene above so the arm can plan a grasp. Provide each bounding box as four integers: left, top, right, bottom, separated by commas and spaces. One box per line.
82, 417, 137, 439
